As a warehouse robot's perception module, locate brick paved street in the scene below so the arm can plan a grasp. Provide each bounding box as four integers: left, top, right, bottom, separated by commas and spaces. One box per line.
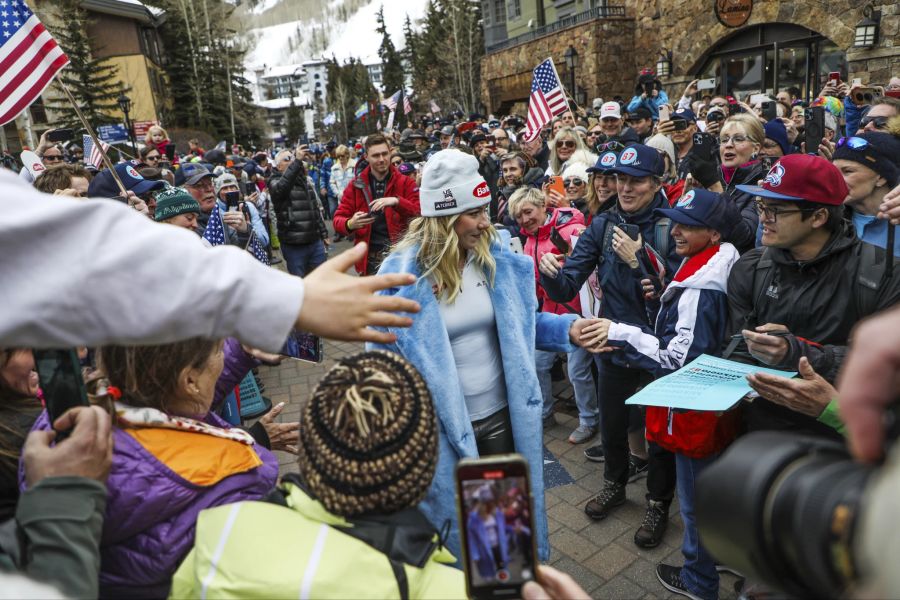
257, 235, 740, 599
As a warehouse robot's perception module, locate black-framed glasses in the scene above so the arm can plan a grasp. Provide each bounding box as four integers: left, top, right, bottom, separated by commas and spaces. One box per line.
563, 177, 585, 187
836, 136, 871, 150
859, 116, 889, 130
754, 199, 816, 222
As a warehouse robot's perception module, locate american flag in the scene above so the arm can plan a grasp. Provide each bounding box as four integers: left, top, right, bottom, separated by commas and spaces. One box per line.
523, 58, 568, 142
0, 1, 70, 126
403, 94, 412, 115
246, 231, 269, 265
382, 90, 401, 111
82, 134, 108, 169
202, 206, 227, 246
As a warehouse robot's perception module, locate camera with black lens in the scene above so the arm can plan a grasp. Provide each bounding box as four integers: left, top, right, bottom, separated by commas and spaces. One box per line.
696, 426, 897, 599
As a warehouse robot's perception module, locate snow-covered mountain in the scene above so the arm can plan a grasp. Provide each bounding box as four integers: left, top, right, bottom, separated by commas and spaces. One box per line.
241, 0, 429, 69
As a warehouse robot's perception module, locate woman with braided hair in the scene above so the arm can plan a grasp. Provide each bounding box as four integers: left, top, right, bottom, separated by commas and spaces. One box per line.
370, 149, 604, 566
172, 351, 466, 599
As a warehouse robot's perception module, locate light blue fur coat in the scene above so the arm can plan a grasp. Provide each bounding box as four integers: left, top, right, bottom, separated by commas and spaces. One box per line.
369, 230, 577, 564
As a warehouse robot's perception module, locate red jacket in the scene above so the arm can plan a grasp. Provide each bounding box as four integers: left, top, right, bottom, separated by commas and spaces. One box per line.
522, 207, 584, 315
333, 164, 420, 274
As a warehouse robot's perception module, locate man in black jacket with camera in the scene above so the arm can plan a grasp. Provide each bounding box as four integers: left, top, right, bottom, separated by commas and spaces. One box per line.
268, 146, 329, 277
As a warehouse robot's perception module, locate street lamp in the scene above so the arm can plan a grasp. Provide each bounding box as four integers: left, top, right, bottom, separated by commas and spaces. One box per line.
564, 45, 578, 102
117, 91, 137, 156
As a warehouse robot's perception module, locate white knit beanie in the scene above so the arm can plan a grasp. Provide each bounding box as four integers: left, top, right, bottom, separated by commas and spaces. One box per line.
646, 134, 676, 169
419, 149, 491, 217
561, 161, 590, 183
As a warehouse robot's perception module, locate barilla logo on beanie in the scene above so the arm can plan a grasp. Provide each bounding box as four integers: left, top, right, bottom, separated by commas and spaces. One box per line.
600, 152, 617, 167
420, 149, 491, 217
765, 163, 786, 187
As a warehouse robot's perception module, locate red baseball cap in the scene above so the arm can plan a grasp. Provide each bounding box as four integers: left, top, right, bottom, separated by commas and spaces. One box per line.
736, 154, 848, 206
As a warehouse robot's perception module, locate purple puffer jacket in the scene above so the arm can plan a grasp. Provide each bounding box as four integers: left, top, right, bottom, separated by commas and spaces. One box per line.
21, 339, 277, 599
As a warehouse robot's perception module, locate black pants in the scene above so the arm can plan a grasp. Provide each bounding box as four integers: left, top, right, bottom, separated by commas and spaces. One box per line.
472, 406, 515, 456
596, 360, 676, 502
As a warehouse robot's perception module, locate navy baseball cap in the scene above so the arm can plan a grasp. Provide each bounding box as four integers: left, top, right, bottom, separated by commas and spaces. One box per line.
87, 162, 167, 198
606, 144, 663, 177
174, 162, 214, 186
671, 108, 697, 122
587, 150, 620, 173
654, 189, 732, 233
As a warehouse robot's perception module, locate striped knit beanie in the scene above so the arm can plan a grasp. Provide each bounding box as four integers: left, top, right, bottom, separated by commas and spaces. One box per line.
297, 351, 437, 517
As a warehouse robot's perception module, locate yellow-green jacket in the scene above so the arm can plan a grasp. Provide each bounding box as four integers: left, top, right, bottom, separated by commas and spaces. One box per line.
169, 478, 466, 599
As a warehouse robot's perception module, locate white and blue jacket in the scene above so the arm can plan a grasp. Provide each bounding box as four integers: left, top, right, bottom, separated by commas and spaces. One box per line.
607, 243, 739, 376
369, 230, 578, 565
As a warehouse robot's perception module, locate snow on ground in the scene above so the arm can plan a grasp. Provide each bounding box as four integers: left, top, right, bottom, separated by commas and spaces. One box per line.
245, 0, 428, 68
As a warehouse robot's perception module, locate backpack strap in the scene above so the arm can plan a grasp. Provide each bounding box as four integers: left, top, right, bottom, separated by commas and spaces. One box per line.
653, 217, 672, 260
855, 241, 885, 317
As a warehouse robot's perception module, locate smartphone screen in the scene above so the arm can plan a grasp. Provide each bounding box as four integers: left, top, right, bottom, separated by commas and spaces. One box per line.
224, 190, 241, 209
457, 455, 536, 599
279, 329, 324, 364
33, 349, 89, 440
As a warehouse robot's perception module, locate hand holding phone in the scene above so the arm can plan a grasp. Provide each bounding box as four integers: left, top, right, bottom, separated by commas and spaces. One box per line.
224, 190, 241, 209
658, 105, 671, 122
33, 349, 90, 442
457, 455, 536, 599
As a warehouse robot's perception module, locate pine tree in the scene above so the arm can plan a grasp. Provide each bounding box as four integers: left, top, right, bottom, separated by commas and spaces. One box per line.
285, 95, 306, 144
376, 5, 405, 96
44, 0, 125, 130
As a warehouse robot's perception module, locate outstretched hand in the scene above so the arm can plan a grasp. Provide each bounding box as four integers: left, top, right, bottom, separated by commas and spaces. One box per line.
295, 243, 420, 344
258, 402, 300, 455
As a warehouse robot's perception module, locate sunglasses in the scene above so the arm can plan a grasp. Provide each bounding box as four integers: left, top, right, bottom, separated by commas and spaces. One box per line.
598, 141, 625, 152
563, 178, 585, 187
836, 136, 871, 150
555, 140, 576, 149
859, 116, 889, 130
43, 154, 63, 161
146, 155, 161, 161
587, 130, 603, 137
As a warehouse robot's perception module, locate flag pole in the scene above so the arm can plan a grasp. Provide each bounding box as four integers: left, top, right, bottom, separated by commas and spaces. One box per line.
548, 57, 580, 114
58, 78, 127, 196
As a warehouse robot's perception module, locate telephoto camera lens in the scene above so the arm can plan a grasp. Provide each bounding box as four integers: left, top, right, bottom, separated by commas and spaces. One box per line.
695, 431, 873, 599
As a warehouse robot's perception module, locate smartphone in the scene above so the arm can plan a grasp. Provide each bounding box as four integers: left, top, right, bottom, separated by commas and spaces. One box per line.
852, 78, 862, 87
761, 101, 778, 122
697, 78, 716, 91
804, 106, 825, 156
164, 142, 176, 162
672, 119, 688, 131
692, 132, 718, 161
456, 455, 537, 599
828, 71, 841, 85
508, 237, 524, 255
279, 329, 324, 364
619, 223, 641, 241
549, 227, 570, 255
224, 190, 241, 209
33, 349, 90, 441
658, 105, 671, 122
886, 90, 900, 100
852, 87, 877, 105
47, 128, 74, 142
547, 175, 564, 198
750, 94, 769, 106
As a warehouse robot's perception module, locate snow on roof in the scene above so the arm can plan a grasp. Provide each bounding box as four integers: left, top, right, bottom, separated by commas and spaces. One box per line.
256, 95, 311, 110
259, 64, 307, 78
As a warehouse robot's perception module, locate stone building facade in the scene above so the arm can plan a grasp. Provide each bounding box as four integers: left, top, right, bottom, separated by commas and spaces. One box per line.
481, 0, 899, 113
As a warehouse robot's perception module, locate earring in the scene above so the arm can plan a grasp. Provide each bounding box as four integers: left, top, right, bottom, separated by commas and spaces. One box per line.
750, 152, 758, 160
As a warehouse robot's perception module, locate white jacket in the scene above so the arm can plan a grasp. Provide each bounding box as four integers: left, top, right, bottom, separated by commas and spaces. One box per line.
329, 159, 356, 198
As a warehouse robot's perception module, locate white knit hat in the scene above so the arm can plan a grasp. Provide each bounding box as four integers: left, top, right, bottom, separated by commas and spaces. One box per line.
645, 134, 676, 169
214, 172, 239, 195
419, 149, 491, 217
561, 161, 590, 183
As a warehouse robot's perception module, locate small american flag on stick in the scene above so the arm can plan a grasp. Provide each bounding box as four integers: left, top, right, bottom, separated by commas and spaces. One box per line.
522, 58, 568, 142
82, 134, 109, 169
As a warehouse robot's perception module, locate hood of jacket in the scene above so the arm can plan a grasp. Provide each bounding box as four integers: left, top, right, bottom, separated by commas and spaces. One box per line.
662, 242, 740, 301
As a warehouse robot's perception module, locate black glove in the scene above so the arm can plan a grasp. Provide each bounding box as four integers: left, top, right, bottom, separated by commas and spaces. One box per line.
689, 155, 721, 189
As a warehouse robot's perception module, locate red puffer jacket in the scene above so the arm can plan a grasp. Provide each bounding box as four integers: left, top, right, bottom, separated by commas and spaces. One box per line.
522, 207, 585, 315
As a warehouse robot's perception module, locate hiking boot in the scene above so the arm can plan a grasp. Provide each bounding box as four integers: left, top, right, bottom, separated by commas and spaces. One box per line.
627, 454, 649, 482
634, 498, 670, 548
656, 564, 703, 600
584, 481, 626, 520
583, 444, 605, 462
568, 424, 597, 444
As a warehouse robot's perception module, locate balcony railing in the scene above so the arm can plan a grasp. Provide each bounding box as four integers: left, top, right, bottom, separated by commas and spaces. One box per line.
485, 5, 627, 54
